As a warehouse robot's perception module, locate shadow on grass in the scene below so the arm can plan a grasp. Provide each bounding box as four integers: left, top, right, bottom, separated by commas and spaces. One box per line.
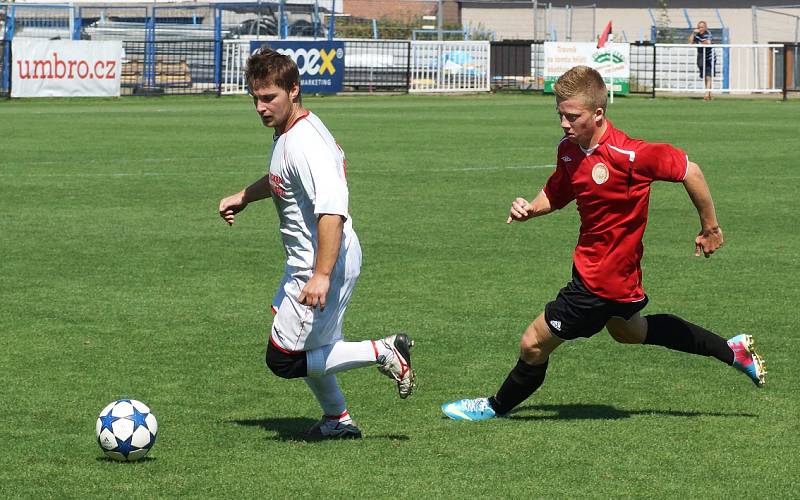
506, 404, 757, 421
230, 417, 410, 442
95, 456, 157, 463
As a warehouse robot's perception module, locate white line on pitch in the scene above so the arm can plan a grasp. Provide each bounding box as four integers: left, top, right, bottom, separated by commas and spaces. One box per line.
0, 164, 556, 178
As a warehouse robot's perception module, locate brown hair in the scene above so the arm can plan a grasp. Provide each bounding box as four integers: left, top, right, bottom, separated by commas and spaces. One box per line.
245, 45, 300, 97
553, 65, 607, 112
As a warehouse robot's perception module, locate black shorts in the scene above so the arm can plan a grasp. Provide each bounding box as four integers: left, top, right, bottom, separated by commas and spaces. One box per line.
544, 268, 649, 341
265, 338, 308, 379
697, 52, 714, 77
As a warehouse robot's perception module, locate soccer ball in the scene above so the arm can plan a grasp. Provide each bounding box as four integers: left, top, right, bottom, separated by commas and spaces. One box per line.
95, 399, 158, 461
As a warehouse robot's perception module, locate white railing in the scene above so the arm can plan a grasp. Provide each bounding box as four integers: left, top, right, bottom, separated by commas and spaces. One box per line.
222, 39, 249, 95
655, 43, 783, 94
409, 40, 490, 93
224, 39, 492, 95
223, 40, 785, 96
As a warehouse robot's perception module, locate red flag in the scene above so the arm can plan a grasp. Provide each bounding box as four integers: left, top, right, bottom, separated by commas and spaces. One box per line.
597, 21, 612, 48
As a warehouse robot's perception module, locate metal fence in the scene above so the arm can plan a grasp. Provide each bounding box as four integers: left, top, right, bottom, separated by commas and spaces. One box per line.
222, 38, 411, 94
655, 44, 783, 95
483, 40, 791, 97
4, 35, 799, 98
629, 42, 655, 95
121, 40, 218, 95
488, 41, 654, 94
224, 39, 488, 94
778, 43, 800, 98
4, 4, 74, 40
409, 40, 490, 93
344, 39, 409, 92
490, 40, 539, 90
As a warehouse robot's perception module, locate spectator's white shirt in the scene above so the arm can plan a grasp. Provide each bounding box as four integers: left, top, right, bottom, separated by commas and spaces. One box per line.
267, 111, 355, 271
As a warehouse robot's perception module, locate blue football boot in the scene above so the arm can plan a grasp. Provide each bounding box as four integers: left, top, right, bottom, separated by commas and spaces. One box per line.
441, 397, 497, 421
727, 334, 766, 387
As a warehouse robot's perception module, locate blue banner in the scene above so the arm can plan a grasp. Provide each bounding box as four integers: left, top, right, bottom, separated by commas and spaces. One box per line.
250, 41, 344, 94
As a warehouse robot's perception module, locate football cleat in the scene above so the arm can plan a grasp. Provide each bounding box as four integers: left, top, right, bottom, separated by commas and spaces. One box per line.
727, 334, 767, 387
377, 333, 416, 399
306, 414, 363, 439
441, 397, 497, 421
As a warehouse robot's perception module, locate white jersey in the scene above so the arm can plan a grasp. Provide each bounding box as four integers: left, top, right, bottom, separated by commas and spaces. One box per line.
267, 111, 356, 272
266, 110, 362, 352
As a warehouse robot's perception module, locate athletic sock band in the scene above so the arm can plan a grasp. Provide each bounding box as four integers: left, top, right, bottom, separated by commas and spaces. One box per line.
490, 358, 549, 416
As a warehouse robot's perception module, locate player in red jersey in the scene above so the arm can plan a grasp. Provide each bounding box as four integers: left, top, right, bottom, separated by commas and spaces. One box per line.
441, 65, 766, 421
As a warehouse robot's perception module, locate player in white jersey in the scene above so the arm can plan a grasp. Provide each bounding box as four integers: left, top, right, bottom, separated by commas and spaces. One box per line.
218, 47, 415, 439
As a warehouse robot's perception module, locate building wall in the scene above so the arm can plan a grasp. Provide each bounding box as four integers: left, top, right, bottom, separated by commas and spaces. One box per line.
461, 6, 800, 44
342, 0, 459, 23
343, 0, 434, 21
462, 6, 534, 40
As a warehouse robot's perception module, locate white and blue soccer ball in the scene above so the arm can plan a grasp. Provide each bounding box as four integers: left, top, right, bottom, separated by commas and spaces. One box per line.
95, 399, 158, 461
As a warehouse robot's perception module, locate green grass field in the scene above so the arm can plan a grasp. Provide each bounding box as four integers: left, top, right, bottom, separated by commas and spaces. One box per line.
1, 93, 798, 498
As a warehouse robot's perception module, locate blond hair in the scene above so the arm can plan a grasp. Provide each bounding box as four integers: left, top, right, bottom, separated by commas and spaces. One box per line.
553, 65, 607, 112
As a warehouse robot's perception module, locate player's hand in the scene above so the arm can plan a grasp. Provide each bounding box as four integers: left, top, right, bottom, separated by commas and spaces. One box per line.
507, 197, 533, 224
218, 191, 248, 226
299, 273, 330, 310
695, 226, 724, 258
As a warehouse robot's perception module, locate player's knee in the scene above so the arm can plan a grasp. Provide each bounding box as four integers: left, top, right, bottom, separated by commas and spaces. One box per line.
519, 315, 561, 364
520, 344, 548, 364
519, 336, 549, 364
607, 316, 647, 344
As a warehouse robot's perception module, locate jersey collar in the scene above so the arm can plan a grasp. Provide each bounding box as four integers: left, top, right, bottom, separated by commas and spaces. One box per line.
579, 119, 615, 155
274, 110, 311, 141
284, 110, 310, 134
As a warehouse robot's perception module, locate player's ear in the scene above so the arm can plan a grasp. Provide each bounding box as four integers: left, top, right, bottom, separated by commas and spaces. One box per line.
289, 84, 300, 102
594, 107, 604, 123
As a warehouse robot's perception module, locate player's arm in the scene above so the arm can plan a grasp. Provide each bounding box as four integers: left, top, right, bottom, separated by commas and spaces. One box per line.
298, 214, 344, 310
218, 175, 272, 226
506, 191, 553, 224
683, 161, 724, 257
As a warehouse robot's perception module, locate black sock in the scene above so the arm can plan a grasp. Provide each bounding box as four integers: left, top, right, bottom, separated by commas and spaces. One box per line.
644, 314, 734, 365
489, 358, 549, 416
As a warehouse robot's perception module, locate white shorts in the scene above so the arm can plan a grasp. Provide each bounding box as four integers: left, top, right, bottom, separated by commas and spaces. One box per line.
269, 235, 362, 352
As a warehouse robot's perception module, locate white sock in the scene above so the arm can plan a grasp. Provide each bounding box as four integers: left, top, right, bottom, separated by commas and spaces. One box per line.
306, 340, 389, 377
304, 374, 347, 417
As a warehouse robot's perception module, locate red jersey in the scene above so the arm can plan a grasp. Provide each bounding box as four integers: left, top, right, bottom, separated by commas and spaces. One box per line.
543, 120, 688, 302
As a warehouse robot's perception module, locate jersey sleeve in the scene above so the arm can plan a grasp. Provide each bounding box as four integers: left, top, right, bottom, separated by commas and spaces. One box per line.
542, 158, 575, 210
633, 142, 689, 183
286, 135, 350, 217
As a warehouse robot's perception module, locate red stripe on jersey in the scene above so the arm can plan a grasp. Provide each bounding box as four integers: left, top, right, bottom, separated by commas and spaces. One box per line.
269, 336, 304, 356
270, 305, 278, 315
336, 142, 347, 177
284, 110, 310, 134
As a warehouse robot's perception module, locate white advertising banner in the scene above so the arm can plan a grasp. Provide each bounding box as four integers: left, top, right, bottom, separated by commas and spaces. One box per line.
12, 39, 123, 98
543, 42, 630, 94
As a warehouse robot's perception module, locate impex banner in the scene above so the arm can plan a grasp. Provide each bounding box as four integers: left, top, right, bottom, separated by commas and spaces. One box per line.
12, 39, 123, 98
250, 41, 344, 94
